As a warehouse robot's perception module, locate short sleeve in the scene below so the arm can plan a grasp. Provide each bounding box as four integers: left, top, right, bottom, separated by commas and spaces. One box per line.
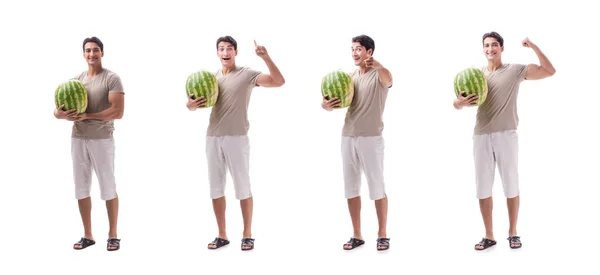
375, 70, 392, 88
245, 68, 262, 87
108, 73, 124, 94
516, 64, 528, 81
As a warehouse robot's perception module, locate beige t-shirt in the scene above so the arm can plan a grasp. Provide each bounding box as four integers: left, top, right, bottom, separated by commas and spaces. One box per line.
342, 68, 390, 136
474, 63, 528, 135
71, 69, 124, 139
207, 66, 262, 136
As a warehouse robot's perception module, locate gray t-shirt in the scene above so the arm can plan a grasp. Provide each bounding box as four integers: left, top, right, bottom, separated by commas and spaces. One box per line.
71, 69, 124, 139
474, 63, 528, 135
207, 66, 262, 136
342, 68, 390, 136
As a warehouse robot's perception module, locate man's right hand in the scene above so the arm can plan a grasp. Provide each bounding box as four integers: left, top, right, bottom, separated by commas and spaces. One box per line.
54, 104, 78, 120
322, 95, 341, 111
187, 94, 207, 111
453, 92, 479, 109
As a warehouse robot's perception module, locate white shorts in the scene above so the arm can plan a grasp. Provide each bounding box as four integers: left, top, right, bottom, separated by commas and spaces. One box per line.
206, 135, 252, 200
473, 130, 519, 199
342, 136, 386, 200
71, 137, 118, 201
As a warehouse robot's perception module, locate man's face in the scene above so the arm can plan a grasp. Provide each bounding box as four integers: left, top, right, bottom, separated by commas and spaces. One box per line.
217, 42, 237, 66
84, 42, 103, 65
483, 37, 503, 61
351, 42, 371, 66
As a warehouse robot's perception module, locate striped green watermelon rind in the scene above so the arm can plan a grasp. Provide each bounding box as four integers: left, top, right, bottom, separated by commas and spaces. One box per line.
186, 70, 218, 108
55, 79, 88, 114
321, 70, 354, 108
454, 67, 488, 106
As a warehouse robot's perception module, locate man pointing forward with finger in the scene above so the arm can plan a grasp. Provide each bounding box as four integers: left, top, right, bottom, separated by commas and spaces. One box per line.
322, 34, 393, 251
187, 36, 285, 251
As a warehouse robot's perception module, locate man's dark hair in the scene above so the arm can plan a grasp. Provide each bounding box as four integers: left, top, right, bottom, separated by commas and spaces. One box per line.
482, 32, 504, 47
216, 36, 237, 50
352, 35, 375, 54
82, 37, 104, 52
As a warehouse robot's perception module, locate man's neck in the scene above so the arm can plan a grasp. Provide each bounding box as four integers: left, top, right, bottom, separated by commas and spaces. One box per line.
87, 64, 104, 77
222, 64, 237, 75
359, 65, 372, 75
487, 59, 503, 72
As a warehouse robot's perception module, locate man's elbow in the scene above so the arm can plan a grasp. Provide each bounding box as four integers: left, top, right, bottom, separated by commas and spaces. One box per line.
274, 77, 285, 87
538, 65, 556, 78
538, 69, 555, 80
114, 109, 124, 119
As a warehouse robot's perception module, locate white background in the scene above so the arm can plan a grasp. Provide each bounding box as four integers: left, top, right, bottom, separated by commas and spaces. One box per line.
1, 0, 598, 274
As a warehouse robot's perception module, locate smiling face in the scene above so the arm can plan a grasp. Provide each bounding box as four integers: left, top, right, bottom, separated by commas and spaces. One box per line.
83, 42, 103, 65
483, 37, 503, 61
351, 42, 371, 66
217, 41, 237, 67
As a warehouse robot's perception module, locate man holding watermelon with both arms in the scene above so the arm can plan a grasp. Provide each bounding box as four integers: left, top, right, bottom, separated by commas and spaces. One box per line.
54, 37, 125, 251
453, 32, 556, 250
322, 35, 393, 251
187, 36, 285, 251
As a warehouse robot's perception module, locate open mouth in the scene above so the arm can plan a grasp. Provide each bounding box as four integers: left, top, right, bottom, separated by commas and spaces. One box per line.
222, 58, 231, 61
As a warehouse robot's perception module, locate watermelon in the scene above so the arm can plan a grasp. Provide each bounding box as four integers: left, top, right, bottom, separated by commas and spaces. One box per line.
454, 67, 488, 106
186, 70, 218, 107
55, 79, 88, 114
321, 70, 354, 108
